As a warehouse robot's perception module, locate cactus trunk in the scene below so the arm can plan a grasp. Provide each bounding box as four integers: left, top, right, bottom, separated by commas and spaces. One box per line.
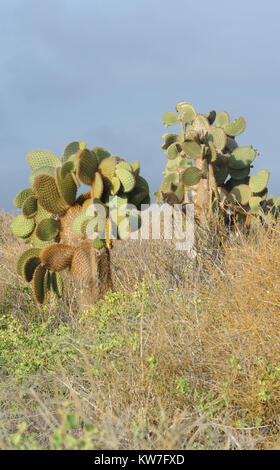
71, 241, 113, 309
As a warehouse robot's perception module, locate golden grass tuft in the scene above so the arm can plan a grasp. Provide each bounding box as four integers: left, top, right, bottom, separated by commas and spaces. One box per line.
1, 210, 280, 449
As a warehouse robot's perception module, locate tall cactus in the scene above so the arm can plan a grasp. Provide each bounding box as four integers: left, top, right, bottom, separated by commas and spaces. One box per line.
155, 101, 278, 225
12, 142, 150, 307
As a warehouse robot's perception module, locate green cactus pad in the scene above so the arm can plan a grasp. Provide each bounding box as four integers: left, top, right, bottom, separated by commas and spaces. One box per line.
215, 111, 230, 128
207, 126, 227, 151
228, 184, 252, 205
61, 160, 76, 179
14, 188, 34, 209
166, 158, 179, 171
160, 173, 179, 192
23, 256, 41, 282
181, 141, 201, 159
93, 237, 106, 249
85, 214, 106, 239
91, 171, 104, 199
62, 141, 85, 163
174, 183, 184, 203
166, 142, 182, 160
177, 157, 192, 168
229, 146, 257, 170
161, 133, 181, 150
207, 110, 216, 125
31, 235, 54, 249
51, 272, 63, 297
44, 270, 51, 292
229, 166, 251, 180
116, 168, 136, 192
134, 175, 149, 193
249, 196, 262, 212
92, 146, 111, 164
116, 161, 132, 172
176, 102, 196, 122
36, 218, 60, 241
249, 169, 270, 194
131, 161, 140, 176
162, 112, 179, 127
22, 196, 38, 218
98, 156, 117, 187
26, 150, 61, 171
208, 141, 217, 162
110, 176, 121, 195
181, 167, 202, 186
58, 171, 78, 206
107, 194, 128, 211
35, 204, 52, 223
72, 212, 92, 237
17, 248, 42, 276
33, 174, 68, 215
32, 264, 47, 304
224, 116, 246, 137
29, 166, 56, 186
129, 191, 149, 207
117, 217, 130, 240
19, 236, 32, 244
193, 114, 210, 132
11, 215, 35, 238
76, 149, 98, 185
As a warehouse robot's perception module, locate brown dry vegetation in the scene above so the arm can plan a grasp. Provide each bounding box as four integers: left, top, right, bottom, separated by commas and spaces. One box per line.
1, 209, 280, 450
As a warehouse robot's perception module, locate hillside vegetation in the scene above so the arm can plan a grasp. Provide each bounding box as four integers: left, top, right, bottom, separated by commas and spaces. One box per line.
1, 210, 280, 450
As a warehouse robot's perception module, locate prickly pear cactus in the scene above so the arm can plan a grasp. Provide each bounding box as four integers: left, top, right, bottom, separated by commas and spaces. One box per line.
12, 142, 150, 306
155, 101, 277, 225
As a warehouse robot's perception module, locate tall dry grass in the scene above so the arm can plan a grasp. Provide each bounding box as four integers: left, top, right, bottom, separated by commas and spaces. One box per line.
1, 210, 280, 449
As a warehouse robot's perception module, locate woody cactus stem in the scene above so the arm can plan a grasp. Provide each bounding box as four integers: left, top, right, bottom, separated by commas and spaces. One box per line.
12, 142, 150, 308
156, 101, 275, 226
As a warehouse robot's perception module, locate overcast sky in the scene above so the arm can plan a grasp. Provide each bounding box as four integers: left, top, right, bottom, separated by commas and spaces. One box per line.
1, 0, 279, 211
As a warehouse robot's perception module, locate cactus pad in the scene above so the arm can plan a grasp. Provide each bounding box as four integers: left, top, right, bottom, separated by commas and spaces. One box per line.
207, 126, 226, 151
229, 146, 257, 170
22, 196, 38, 218
161, 133, 181, 150
76, 149, 98, 185
116, 168, 136, 193
35, 218, 60, 241
33, 174, 68, 215
224, 116, 246, 137
91, 171, 104, 199
11, 215, 35, 238
176, 102, 196, 122
215, 111, 230, 128
51, 272, 63, 297
32, 264, 47, 304
23, 256, 41, 282
249, 169, 270, 194
26, 150, 61, 171
29, 166, 56, 186
17, 248, 42, 276
228, 184, 252, 205
181, 167, 202, 186
181, 141, 201, 159
166, 142, 182, 160
40, 244, 75, 271
162, 112, 179, 127
14, 188, 34, 209
92, 146, 111, 164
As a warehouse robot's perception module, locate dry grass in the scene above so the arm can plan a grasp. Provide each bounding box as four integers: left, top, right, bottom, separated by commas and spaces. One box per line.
1, 209, 280, 450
